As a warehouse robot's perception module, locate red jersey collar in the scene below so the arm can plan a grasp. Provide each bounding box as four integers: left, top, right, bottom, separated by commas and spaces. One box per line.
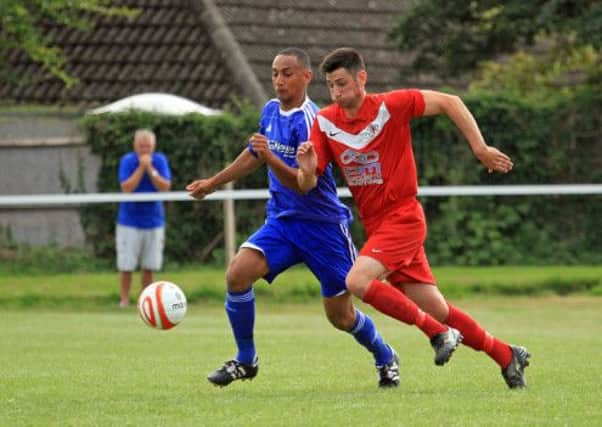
337, 93, 376, 124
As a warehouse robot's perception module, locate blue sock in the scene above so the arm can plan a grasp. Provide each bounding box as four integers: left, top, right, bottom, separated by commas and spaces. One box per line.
225, 288, 256, 365
350, 309, 393, 366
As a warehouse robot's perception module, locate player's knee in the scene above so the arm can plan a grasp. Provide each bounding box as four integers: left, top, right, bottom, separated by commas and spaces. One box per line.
325, 307, 355, 331
225, 260, 250, 293
345, 273, 368, 299
225, 252, 265, 293
329, 316, 354, 331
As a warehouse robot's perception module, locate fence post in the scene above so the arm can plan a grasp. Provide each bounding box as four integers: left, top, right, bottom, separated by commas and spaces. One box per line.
223, 181, 236, 266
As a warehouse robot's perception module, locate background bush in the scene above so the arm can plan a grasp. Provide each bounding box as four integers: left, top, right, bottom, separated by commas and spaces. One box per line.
416, 90, 602, 265
80, 91, 601, 266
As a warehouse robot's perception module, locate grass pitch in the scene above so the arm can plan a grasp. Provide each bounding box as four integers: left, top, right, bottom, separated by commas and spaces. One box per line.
1, 265, 601, 309
1, 296, 601, 426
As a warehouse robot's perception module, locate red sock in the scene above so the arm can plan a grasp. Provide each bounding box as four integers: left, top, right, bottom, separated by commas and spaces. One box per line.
363, 280, 447, 339
445, 303, 512, 368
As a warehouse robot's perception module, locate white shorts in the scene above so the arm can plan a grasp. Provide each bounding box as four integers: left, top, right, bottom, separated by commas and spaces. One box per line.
116, 224, 165, 272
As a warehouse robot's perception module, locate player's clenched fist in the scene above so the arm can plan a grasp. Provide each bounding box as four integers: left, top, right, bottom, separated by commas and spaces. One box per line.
186, 179, 216, 200
249, 133, 271, 160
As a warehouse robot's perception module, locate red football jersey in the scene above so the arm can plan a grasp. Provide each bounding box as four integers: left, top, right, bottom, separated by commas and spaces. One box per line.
311, 89, 425, 220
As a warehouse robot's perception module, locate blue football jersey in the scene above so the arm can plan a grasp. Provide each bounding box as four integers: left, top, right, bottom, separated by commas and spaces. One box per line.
249, 97, 352, 223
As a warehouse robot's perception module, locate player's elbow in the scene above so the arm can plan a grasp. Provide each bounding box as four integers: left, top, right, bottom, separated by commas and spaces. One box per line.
446, 94, 465, 113
120, 183, 133, 193
296, 169, 318, 194
424, 91, 464, 116
297, 185, 311, 195
298, 178, 317, 194
161, 180, 172, 192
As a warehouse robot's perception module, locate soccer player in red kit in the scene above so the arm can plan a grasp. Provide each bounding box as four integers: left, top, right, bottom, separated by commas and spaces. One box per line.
297, 47, 530, 388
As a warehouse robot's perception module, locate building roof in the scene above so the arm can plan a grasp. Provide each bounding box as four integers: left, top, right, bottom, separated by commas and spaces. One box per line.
0, 0, 412, 109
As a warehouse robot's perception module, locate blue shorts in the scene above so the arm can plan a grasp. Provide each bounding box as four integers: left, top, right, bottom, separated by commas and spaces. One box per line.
241, 217, 357, 297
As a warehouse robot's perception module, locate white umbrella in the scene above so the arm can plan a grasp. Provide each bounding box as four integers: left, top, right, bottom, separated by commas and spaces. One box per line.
87, 93, 222, 116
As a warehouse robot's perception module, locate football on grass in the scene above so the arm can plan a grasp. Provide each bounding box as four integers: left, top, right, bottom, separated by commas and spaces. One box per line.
137, 281, 187, 330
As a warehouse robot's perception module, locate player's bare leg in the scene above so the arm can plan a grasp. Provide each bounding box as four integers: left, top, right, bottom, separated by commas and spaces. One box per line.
400, 283, 448, 321
207, 248, 267, 387
119, 271, 132, 307
346, 256, 462, 366
401, 283, 530, 388
323, 292, 399, 387
323, 292, 356, 331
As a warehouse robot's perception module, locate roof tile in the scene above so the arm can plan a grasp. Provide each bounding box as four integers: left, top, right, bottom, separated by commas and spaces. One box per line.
1, 0, 413, 108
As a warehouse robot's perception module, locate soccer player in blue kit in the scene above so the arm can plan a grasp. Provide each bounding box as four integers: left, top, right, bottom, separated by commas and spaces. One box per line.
186, 48, 400, 387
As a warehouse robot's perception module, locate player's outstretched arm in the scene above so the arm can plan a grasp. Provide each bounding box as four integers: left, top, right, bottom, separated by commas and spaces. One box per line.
421, 90, 514, 174
186, 149, 261, 199
296, 141, 318, 193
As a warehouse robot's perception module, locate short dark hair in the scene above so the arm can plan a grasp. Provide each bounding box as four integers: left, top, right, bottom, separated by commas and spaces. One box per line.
320, 47, 366, 75
277, 47, 311, 70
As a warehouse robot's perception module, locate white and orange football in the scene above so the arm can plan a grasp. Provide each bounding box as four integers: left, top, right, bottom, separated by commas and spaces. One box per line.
137, 281, 187, 330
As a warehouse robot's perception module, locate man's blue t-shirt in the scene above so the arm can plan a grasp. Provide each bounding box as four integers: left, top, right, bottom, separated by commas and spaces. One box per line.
249, 97, 352, 223
117, 152, 171, 228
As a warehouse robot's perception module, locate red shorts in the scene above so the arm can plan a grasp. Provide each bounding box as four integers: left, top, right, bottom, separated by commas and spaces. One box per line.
359, 200, 436, 286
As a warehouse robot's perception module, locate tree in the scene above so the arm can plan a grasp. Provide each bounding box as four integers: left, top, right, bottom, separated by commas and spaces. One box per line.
389, 0, 602, 96
470, 44, 601, 104
0, 0, 137, 87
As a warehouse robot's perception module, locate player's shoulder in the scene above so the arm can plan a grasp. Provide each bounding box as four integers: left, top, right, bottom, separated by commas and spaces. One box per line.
382, 89, 423, 104
382, 89, 425, 118
278, 98, 319, 130
261, 98, 281, 115
317, 103, 338, 120
297, 98, 319, 123
304, 97, 320, 113
289, 97, 319, 118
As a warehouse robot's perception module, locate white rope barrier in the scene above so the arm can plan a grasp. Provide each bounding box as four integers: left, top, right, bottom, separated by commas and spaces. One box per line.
0, 184, 601, 207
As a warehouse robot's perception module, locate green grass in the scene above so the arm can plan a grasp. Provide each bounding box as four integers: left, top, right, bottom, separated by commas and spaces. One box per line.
0, 265, 600, 308
1, 297, 601, 426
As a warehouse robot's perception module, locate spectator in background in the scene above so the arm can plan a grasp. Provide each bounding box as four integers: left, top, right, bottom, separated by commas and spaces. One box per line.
116, 129, 171, 307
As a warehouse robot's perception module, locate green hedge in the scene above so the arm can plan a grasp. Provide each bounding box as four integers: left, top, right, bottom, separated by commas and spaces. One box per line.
416, 90, 602, 264
81, 91, 602, 265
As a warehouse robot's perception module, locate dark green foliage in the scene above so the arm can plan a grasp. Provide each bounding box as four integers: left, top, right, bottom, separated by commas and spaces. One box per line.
79, 91, 601, 266
390, 0, 602, 80
0, 241, 110, 274
416, 91, 602, 265
0, 0, 137, 86
390, 1, 545, 79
